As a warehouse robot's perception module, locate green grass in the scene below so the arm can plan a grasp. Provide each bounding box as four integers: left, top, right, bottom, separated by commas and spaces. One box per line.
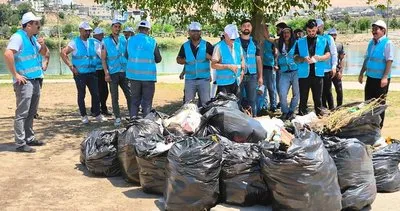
343, 75, 400, 83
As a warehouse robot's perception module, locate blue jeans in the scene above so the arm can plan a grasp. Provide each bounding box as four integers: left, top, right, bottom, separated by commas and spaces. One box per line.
257, 66, 277, 113
279, 71, 300, 114
129, 80, 155, 117
184, 78, 210, 107
73, 73, 100, 117
240, 74, 258, 117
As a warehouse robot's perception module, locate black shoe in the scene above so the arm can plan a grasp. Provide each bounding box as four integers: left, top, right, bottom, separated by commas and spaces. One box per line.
16, 145, 36, 153
27, 140, 46, 146
279, 113, 287, 120
287, 111, 295, 120
101, 110, 113, 116
277, 102, 281, 109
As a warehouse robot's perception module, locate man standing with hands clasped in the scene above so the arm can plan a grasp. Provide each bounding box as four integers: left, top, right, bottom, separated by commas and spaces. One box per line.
176, 22, 213, 107
359, 20, 394, 128
3, 12, 49, 152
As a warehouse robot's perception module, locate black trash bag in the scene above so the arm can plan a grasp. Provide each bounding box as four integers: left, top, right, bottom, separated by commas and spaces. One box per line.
372, 140, 400, 193
84, 130, 121, 177
145, 109, 169, 134
260, 129, 342, 211
199, 107, 267, 143
328, 101, 387, 145
135, 133, 174, 195
80, 138, 86, 165
164, 136, 222, 211
118, 118, 161, 184
324, 136, 377, 210
194, 124, 221, 137
201, 92, 240, 114
220, 138, 270, 206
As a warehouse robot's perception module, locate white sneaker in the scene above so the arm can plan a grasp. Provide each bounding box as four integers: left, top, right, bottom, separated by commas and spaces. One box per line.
95, 114, 108, 122
81, 115, 89, 124
114, 118, 121, 127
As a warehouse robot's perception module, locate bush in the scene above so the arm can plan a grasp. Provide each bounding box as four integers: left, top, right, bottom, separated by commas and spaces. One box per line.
287, 17, 308, 31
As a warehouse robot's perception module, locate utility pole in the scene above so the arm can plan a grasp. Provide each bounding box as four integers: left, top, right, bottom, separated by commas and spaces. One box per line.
57, 0, 62, 75
387, 0, 390, 37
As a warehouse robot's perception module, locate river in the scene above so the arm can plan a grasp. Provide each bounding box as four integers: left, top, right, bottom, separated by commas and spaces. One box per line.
0, 45, 399, 76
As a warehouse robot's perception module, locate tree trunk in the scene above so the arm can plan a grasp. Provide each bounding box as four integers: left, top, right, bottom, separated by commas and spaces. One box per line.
251, 1, 266, 60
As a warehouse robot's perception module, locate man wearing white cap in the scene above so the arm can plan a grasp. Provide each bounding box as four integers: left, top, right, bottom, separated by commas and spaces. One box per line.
211, 24, 245, 96
316, 19, 338, 110
359, 20, 394, 128
176, 21, 213, 107
328, 28, 345, 107
3, 12, 48, 152
123, 27, 134, 40
92, 27, 111, 117
126, 20, 162, 117
102, 20, 131, 126
61, 21, 107, 124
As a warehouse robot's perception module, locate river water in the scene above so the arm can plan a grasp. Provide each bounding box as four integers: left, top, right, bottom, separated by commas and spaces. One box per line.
0, 45, 399, 76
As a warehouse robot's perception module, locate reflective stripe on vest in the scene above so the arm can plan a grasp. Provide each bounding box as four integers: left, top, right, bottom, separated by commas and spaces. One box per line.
322, 34, 333, 72
297, 35, 327, 78
93, 39, 103, 70
278, 41, 298, 72
126, 33, 157, 81
183, 39, 210, 80
71, 37, 97, 73
263, 40, 275, 66
103, 35, 127, 74
13, 29, 43, 79
216, 41, 241, 86
366, 37, 390, 79
237, 37, 257, 74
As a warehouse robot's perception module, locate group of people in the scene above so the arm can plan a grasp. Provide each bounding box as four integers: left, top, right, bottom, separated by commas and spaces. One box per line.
4, 11, 393, 153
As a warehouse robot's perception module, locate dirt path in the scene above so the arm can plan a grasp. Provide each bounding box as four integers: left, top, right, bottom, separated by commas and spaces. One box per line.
0, 83, 399, 210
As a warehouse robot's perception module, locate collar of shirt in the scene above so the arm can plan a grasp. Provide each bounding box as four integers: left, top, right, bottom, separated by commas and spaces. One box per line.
374, 35, 387, 45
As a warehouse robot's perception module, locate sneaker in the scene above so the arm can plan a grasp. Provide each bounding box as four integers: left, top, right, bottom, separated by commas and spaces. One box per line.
16, 145, 36, 153
27, 140, 46, 146
96, 114, 108, 122
287, 111, 295, 120
114, 118, 121, 127
81, 115, 89, 124
279, 113, 288, 120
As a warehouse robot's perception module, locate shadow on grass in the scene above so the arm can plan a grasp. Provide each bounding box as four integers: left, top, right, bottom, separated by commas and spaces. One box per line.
154, 100, 183, 115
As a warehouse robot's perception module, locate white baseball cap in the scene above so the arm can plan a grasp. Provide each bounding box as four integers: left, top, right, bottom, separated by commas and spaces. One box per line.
328, 28, 338, 35
21, 12, 42, 25
224, 24, 239, 40
123, 27, 134, 32
372, 20, 387, 30
112, 19, 122, 25
188, 22, 201, 31
137, 20, 151, 29
316, 19, 324, 27
93, 27, 104, 35
79, 21, 92, 30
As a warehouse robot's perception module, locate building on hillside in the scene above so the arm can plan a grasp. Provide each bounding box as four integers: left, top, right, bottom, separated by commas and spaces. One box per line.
11, 0, 44, 12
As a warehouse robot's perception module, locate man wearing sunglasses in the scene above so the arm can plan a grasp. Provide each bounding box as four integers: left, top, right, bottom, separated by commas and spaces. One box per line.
4, 12, 49, 153
359, 20, 394, 128
61, 22, 108, 124
177, 22, 213, 107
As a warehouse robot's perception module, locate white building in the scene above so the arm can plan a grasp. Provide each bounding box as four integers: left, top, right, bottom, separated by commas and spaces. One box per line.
11, 0, 44, 12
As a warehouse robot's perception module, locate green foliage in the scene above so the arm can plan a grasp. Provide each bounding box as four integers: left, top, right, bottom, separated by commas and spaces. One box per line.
335, 21, 348, 33
92, 16, 101, 27
390, 17, 398, 29
358, 18, 371, 32
287, 18, 308, 30
10, 26, 18, 34
163, 24, 175, 33
59, 12, 65, 19
17, 2, 32, 17
63, 24, 76, 34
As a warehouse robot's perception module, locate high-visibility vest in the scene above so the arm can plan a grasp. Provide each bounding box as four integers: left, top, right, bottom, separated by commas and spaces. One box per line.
297, 35, 327, 78
71, 37, 97, 74
237, 37, 257, 74
126, 33, 157, 81
13, 29, 43, 79
365, 37, 391, 79
103, 35, 127, 74
93, 38, 103, 70
183, 39, 210, 79
278, 41, 298, 72
263, 40, 275, 66
216, 41, 242, 86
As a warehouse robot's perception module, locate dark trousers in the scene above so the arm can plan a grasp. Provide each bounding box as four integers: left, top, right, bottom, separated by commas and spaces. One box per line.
93, 69, 109, 113
332, 75, 343, 107
74, 73, 100, 117
110, 72, 132, 118
299, 75, 323, 116
322, 72, 334, 109
365, 77, 390, 128
129, 80, 155, 117
240, 74, 258, 117
217, 82, 239, 97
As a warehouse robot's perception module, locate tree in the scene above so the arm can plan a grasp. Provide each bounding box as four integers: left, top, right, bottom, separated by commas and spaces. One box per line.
17, 2, 33, 17
390, 17, 398, 29
96, 0, 331, 42
59, 11, 65, 19
92, 16, 102, 27
0, 4, 13, 26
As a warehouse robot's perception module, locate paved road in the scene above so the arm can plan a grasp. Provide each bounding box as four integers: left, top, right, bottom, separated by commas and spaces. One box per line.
1, 74, 399, 91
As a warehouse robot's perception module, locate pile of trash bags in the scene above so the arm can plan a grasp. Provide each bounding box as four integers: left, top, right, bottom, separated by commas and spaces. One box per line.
372, 140, 400, 192
260, 129, 342, 210
80, 130, 120, 177
78, 98, 399, 210
324, 136, 376, 210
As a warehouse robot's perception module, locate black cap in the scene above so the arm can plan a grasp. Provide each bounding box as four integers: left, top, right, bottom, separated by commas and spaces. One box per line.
276, 22, 288, 29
